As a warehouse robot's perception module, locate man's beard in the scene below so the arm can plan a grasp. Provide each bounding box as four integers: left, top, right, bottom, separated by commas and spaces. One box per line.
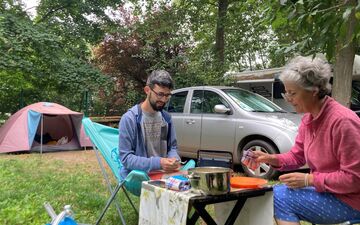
149, 98, 165, 111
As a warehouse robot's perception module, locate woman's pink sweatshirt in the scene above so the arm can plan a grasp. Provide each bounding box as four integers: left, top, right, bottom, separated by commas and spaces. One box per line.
276, 96, 360, 211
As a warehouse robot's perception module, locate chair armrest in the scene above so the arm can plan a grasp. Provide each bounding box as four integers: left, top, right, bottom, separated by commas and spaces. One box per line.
124, 170, 150, 196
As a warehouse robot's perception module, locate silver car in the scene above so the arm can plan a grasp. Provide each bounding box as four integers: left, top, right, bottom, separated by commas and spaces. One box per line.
165, 86, 301, 179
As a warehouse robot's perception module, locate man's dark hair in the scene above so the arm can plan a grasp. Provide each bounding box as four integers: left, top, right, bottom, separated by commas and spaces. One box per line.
146, 70, 174, 89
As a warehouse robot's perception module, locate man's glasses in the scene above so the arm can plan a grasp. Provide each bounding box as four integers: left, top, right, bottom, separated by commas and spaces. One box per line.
281, 92, 296, 100
150, 87, 172, 99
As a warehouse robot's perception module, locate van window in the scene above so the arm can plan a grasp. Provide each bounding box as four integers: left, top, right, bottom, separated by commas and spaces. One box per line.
273, 80, 285, 99
351, 81, 360, 109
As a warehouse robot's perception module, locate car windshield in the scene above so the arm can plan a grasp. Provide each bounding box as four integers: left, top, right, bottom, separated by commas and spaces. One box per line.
223, 88, 284, 112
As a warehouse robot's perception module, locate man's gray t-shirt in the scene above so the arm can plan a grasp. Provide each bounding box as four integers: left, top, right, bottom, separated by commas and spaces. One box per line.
141, 111, 168, 157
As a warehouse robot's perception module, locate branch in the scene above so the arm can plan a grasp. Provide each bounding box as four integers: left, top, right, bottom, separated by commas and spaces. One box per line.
25, 6, 37, 12
36, 3, 71, 24
315, 2, 347, 14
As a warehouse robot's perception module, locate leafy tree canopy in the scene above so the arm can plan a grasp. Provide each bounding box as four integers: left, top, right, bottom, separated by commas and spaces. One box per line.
266, 0, 360, 61
0, 0, 113, 115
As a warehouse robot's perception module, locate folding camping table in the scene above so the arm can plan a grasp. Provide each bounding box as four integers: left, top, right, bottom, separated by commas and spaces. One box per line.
139, 180, 273, 225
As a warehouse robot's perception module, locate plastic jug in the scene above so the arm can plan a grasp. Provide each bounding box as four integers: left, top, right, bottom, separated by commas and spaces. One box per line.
44, 203, 78, 225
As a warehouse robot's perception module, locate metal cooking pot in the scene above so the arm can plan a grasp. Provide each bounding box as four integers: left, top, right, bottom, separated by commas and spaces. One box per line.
188, 167, 232, 195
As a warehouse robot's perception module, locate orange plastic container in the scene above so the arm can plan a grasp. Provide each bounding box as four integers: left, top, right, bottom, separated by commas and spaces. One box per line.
230, 176, 268, 189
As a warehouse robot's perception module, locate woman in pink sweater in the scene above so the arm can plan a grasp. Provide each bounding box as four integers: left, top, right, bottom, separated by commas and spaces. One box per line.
244, 56, 360, 225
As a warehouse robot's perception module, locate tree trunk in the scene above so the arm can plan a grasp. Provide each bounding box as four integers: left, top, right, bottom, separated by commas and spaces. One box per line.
333, 0, 357, 107
215, 0, 228, 66
248, 53, 253, 70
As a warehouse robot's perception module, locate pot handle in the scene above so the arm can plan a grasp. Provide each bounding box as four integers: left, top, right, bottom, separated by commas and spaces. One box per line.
187, 172, 200, 180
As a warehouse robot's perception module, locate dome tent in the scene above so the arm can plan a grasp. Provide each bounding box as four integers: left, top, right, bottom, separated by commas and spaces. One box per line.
0, 102, 92, 153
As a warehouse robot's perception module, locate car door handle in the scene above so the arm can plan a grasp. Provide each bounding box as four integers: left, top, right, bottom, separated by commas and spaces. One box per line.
185, 119, 196, 125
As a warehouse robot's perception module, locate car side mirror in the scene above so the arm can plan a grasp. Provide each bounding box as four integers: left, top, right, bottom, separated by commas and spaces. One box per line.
214, 104, 231, 114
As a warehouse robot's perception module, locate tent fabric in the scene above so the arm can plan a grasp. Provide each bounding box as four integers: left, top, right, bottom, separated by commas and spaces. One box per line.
28, 110, 41, 147
0, 102, 92, 153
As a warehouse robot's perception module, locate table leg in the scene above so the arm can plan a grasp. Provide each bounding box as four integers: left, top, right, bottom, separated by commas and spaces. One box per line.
187, 207, 200, 225
191, 202, 217, 225
187, 198, 248, 225
224, 199, 247, 225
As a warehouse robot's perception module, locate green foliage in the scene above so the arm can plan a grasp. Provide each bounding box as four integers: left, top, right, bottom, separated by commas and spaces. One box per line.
123, 88, 144, 110
35, 0, 119, 46
0, 153, 139, 225
92, 3, 197, 113
6, 0, 358, 116
176, 1, 280, 71
265, 0, 360, 62
0, 9, 55, 112
0, 1, 113, 115
225, 1, 275, 70
94, 0, 279, 92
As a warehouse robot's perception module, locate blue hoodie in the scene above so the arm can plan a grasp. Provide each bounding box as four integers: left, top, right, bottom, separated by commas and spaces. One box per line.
119, 104, 180, 178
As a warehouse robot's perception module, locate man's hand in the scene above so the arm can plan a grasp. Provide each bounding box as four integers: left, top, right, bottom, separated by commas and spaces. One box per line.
279, 172, 311, 188
160, 157, 180, 172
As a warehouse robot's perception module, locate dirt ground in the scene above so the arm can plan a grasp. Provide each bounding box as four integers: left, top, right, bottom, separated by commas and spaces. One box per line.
1, 149, 95, 161
37, 149, 99, 164
0, 149, 106, 173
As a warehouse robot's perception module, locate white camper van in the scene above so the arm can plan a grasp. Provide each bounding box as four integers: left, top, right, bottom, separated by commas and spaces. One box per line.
226, 67, 295, 112
226, 58, 360, 116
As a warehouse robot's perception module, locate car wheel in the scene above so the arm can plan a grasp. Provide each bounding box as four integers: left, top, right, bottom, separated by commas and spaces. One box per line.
241, 139, 280, 179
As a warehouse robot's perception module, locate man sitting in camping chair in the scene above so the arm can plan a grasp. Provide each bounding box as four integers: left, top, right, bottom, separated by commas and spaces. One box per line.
119, 70, 193, 189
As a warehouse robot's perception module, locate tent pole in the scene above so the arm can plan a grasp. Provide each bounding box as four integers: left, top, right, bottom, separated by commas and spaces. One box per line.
40, 114, 43, 155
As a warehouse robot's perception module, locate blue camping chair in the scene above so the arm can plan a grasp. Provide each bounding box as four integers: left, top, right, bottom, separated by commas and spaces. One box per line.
82, 118, 195, 225
82, 118, 150, 225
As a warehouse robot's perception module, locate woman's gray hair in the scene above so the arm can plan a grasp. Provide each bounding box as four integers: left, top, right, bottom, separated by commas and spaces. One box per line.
146, 70, 174, 89
279, 56, 332, 99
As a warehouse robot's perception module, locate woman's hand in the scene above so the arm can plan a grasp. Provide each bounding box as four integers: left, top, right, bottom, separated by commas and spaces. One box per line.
252, 151, 280, 167
279, 172, 311, 188
241, 150, 281, 170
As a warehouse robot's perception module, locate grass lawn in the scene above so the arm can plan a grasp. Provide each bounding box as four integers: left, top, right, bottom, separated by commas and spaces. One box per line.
0, 150, 139, 225
0, 150, 314, 225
